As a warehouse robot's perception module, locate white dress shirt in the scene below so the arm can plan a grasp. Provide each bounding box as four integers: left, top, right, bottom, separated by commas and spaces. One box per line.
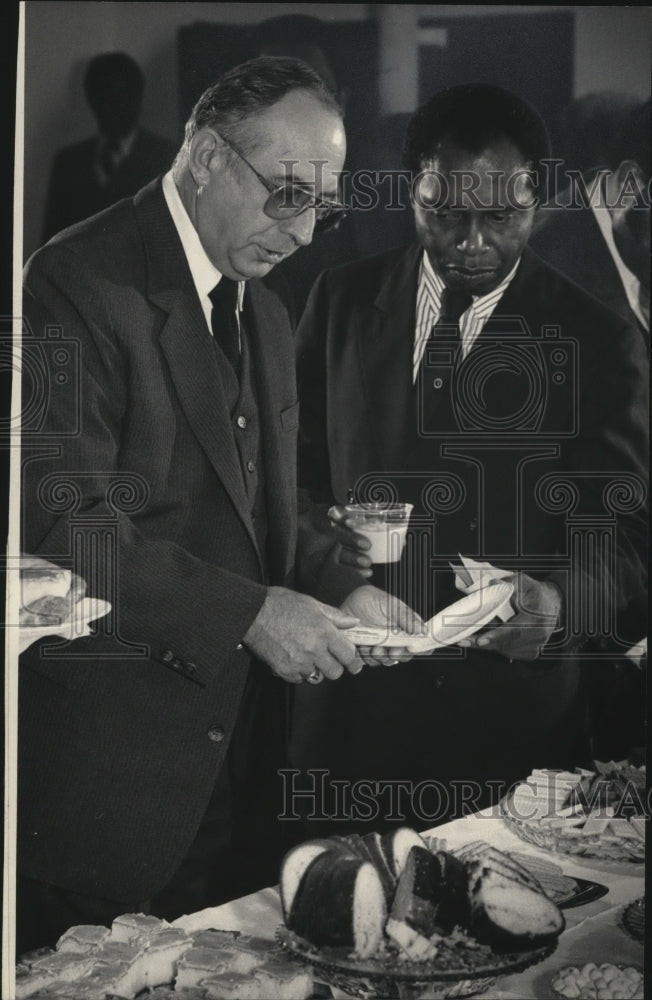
161, 170, 244, 337
412, 251, 520, 383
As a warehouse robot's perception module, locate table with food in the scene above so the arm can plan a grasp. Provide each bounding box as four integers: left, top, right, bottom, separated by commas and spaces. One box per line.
14, 757, 645, 1000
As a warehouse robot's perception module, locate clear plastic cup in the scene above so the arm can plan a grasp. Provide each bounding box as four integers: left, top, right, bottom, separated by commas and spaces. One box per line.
344, 502, 413, 564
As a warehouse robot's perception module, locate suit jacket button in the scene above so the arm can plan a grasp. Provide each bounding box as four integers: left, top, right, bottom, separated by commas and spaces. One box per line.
236, 415, 247, 429
185, 661, 197, 674
161, 649, 174, 662
207, 726, 225, 743
433, 377, 444, 389
246, 460, 256, 473
236, 643, 244, 651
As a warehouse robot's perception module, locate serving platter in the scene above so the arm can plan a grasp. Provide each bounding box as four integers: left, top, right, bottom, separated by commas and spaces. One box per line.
277, 926, 555, 1000
555, 877, 609, 910
501, 795, 645, 865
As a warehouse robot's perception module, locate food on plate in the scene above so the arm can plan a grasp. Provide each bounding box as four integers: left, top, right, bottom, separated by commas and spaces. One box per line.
20, 562, 72, 607
507, 761, 646, 854
279, 829, 565, 961
19, 595, 74, 626
386, 847, 469, 958
283, 850, 386, 958
16, 916, 312, 999
506, 851, 579, 902
54, 924, 111, 953
280, 826, 429, 958
461, 843, 564, 949
551, 962, 644, 999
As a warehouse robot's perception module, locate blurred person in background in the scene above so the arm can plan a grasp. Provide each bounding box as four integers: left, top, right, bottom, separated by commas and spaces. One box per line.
533, 99, 649, 346
42, 51, 178, 243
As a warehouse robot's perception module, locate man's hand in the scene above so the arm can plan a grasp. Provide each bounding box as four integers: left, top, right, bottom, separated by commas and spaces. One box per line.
340, 584, 428, 666
243, 586, 363, 684
458, 572, 562, 661
328, 505, 374, 578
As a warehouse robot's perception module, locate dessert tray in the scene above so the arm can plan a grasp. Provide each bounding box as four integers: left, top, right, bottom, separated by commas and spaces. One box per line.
501, 762, 646, 865
344, 581, 514, 652
550, 962, 644, 1000
277, 926, 555, 1000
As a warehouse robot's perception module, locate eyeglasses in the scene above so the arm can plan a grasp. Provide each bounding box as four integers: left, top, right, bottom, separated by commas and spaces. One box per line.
217, 131, 348, 233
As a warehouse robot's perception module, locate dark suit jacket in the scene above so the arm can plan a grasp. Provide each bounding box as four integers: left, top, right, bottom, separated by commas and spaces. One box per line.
531, 193, 649, 348
291, 243, 648, 830
42, 128, 178, 243
20, 179, 355, 902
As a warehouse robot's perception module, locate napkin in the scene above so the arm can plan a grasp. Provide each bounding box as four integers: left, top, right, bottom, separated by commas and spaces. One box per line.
450, 554, 516, 622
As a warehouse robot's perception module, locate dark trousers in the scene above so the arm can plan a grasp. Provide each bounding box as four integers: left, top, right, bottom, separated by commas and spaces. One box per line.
16, 662, 293, 957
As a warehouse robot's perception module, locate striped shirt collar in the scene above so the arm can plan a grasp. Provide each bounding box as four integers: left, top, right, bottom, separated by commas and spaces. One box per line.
413, 250, 520, 381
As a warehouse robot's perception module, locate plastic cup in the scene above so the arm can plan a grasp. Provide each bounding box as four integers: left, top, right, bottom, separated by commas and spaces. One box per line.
344, 502, 413, 564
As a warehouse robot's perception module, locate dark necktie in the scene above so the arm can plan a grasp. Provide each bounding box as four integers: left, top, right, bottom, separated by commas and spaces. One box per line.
432, 287, 473, 343
209, 279, 241, 376
418, 286, 473, 383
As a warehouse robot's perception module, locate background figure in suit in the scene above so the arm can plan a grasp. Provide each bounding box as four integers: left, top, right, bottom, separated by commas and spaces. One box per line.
20, 56, 418, 955
532, 99, 650, 344
42, 51, 178, 243
292, 84, 648, 835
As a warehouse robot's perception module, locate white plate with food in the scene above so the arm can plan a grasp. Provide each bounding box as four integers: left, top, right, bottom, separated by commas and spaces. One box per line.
344, 581, 514, 652
19, 598, 112, 653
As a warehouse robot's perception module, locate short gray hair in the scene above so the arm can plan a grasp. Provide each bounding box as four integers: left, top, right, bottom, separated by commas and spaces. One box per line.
178, 55, 342, 161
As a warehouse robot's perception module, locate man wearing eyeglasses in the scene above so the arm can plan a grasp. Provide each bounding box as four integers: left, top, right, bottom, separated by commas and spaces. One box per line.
19, 56, 418, 951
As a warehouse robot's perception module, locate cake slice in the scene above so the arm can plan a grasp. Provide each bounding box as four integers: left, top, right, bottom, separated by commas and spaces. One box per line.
191, 929, 242, 949
286, 851, 386, 958
468, 866, 565, 950
55, 924, 111, 954
141, 926, 190, 988
278, 840, 332, 924
200, 970, 262, 999
456, 842, 544, 892
110, 912, 169, 944
227, 935, 280, 973
387, 846, 469, 959
253, 958, 314, 999
379, 827, 428, 880
174, 945, 235, 990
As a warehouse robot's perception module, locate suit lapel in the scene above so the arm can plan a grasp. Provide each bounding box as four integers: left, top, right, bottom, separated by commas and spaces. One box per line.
358, 245, 422, 470
134, 181, 258, 555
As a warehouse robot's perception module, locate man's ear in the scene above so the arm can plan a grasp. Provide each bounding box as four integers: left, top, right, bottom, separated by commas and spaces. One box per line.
188, 128, 224, 188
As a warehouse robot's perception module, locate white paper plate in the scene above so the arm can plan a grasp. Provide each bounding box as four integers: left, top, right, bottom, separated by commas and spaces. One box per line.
345, 582, 514, 652
18, 598, 112, 653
